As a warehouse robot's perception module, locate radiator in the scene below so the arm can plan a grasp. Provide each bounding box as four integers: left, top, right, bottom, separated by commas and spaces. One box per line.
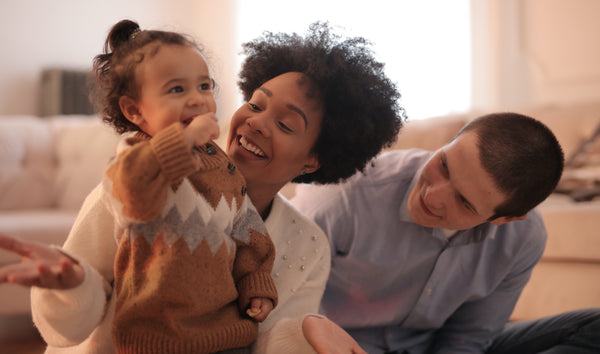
39, 68, 95, 116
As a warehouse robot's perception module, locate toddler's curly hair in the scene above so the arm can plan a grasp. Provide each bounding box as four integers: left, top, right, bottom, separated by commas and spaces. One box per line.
90, 19, 204, 134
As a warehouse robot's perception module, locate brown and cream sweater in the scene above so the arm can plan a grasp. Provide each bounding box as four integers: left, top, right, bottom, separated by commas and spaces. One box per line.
102, 123, 277, 353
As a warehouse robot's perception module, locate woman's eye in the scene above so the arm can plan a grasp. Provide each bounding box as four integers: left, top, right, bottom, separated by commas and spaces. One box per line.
278, 121, 293, 132
169, 86, 184, 93
248, 103, 260, 112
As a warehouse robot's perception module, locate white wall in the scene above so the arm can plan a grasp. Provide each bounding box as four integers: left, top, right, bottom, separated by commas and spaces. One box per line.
0, 0, 239, 125
2, 0, 600, 121
471, 0, 600, 110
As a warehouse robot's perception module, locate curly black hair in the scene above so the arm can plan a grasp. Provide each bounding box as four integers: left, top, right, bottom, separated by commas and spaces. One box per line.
238, 22, 407, 184
90, 19, 204, 134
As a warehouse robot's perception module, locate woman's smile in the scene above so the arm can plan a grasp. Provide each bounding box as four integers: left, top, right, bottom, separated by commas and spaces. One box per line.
239, 135, 266, 157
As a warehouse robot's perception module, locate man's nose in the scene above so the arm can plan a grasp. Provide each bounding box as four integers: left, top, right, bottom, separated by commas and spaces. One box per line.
424, 181, 451, 209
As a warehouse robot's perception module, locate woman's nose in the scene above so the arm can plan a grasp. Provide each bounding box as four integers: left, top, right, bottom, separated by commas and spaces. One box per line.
247, 115, 270, 137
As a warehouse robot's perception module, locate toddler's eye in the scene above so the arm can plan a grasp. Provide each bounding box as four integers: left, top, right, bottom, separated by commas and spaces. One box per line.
199, 78, 215, 91
169, 86, 184, 93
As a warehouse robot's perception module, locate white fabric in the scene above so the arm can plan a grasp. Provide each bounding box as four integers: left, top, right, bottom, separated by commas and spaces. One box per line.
31, 192, 329, 354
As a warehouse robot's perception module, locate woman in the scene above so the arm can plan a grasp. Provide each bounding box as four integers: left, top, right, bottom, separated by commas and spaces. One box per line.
0, 22, 405, 353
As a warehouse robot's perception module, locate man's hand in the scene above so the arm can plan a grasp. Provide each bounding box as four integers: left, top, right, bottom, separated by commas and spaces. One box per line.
303, 315, 367, 354
0, 233, 84, 289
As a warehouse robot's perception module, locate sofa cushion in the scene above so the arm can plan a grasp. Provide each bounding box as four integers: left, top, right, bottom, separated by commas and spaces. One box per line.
0, 116, 57, 210
50, 116, 119, 210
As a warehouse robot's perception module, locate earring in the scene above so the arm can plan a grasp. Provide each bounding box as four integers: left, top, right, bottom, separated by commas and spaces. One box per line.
301, 169, 307, 175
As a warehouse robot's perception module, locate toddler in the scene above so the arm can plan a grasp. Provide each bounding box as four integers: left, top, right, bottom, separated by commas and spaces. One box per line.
92, 19, 277, 353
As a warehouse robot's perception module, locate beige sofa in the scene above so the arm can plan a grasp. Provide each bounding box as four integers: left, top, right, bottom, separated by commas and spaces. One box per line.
2, 101, 600, 320
0, 114, 119, 315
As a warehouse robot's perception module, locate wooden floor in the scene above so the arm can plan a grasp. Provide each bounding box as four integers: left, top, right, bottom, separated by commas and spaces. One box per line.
0, 315, 46, 354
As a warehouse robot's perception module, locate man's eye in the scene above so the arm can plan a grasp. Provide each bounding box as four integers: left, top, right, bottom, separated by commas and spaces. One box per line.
169, 86, 183, 93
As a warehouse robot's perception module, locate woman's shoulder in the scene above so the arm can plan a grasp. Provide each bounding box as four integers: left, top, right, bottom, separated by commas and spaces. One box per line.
265, 193, 329, 247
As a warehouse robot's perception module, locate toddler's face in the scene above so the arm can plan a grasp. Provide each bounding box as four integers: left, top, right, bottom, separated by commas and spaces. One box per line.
127, 44, 217, 136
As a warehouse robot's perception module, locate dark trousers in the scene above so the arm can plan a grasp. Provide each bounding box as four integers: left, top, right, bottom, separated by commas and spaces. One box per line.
486, 308, 600, 354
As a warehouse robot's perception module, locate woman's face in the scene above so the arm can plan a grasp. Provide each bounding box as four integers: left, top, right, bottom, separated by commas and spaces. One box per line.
227, 72, 323, 193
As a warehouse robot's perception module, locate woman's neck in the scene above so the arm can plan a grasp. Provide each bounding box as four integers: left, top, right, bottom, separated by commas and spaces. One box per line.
246, 182, 280, 220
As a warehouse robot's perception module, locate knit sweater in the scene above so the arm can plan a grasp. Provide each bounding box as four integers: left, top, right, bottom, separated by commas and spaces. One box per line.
103, 123, 277, 353
31, 193, 329, 354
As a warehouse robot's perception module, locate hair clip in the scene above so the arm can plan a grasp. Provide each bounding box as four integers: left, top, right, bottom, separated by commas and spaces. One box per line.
130, 28, 142, 40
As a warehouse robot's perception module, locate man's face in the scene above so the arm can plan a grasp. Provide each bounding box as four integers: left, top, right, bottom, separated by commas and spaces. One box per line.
407, 131, 509, 230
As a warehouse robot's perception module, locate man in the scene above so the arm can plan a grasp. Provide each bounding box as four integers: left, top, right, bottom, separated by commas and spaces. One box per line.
292, 112, 600, 353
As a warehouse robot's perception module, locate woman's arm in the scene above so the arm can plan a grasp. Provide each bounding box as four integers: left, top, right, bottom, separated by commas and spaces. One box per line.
31, 185, 118, 346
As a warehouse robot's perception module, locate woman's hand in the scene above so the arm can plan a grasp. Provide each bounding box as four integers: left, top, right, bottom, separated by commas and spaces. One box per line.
302, 315, 368, 354
0, 233, 84, 289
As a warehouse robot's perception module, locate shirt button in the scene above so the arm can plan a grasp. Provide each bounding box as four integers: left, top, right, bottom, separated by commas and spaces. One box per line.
426, 288, 433, 296
206, 144, 216, 155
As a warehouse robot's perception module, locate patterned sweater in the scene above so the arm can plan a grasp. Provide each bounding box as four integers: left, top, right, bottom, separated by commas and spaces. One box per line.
103, 123, 277, 353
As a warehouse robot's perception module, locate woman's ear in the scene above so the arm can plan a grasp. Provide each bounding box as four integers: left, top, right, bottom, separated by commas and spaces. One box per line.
119, 96, 144, 126
303, 154, 320, 174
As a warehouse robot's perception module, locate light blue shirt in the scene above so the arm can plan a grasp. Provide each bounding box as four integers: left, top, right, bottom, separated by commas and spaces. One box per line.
291, 149, 547, 354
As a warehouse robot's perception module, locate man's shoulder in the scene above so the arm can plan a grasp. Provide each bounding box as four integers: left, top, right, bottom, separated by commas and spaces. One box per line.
488, 208, 547, 249
367, 149, 432, 178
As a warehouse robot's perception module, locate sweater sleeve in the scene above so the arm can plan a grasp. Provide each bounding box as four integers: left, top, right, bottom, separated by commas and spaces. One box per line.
232, 196, 278, 311
31, 184, 117, 346
31, 258, 109, 346
104, 123, 198, 224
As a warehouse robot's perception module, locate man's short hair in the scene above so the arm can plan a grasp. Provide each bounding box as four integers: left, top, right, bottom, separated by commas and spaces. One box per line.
457, 112, 564, 218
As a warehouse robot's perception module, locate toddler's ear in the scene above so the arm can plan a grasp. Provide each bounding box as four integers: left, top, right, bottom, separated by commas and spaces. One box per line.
119, 96, 144, 126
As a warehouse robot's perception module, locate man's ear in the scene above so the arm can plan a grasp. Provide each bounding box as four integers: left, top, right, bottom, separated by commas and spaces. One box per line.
489, 214, 527, 226
303, 154, 320, 174
119, 96, 144, 126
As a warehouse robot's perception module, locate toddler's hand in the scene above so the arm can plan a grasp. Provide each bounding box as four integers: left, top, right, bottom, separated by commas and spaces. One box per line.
0, 233, 84, 289
246, 297, 274, 322
183, 113, 219, 147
